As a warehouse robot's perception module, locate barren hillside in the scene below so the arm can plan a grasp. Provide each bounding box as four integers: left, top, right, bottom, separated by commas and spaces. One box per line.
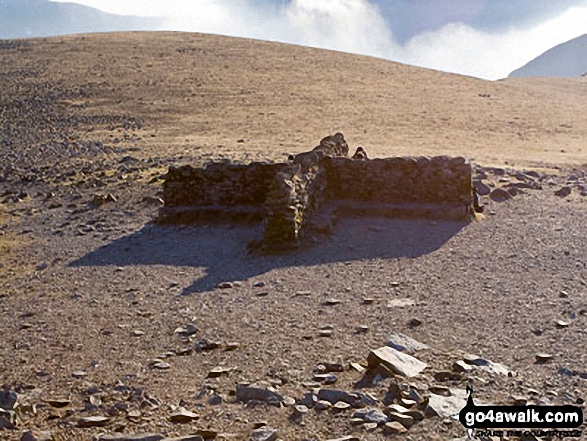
0, 33, 586, 441
1, 32, 587, 170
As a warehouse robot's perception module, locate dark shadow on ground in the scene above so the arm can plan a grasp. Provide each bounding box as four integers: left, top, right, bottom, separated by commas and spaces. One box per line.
70, 217, 467, 294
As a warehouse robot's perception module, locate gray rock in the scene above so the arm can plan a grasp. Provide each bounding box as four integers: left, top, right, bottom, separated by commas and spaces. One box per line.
163, 436, 205, 441
388, 411, 414, 428
317, 389, 360, 407
248, 427, 278, 441
367, 346, 428, 377
452, 360, 473, 373
536, 353, 554, 363
236, 383, 284, 405
387, 333, 429, 353
77, 416, 110, 428
325, 437, 359, 441
426, 388, 470, 419
554, 186, 572, 197
489, 188, 511, 202
292, 405, 309, 418
97, 434, 164, 441
168, 408, 199, 424
314, 400, 332, 411
474, 181, 491, 196
383, 421, 408, 435
0, 389, 18, 410
361, 408, 388, 425
20, 430, 54, 441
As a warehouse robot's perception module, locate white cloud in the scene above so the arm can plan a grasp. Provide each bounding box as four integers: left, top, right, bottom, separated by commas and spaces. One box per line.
49, 0, 587, 79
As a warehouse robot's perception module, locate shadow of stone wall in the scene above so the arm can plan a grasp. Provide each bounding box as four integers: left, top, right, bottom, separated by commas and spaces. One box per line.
159, 133, 473, 251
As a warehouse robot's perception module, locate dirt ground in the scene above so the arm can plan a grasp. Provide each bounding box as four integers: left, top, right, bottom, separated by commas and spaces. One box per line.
0, 32, 586, 441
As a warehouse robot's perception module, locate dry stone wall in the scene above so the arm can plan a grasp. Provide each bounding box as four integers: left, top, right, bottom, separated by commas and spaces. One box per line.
160, 133, 473, 251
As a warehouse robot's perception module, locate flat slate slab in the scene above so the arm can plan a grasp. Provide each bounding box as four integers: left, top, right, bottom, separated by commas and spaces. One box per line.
387, 332, 429, 353
367, 346, 428, 377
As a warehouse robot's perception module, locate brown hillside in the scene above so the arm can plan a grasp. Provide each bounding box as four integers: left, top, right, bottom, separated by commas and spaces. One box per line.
1, 31, 587, 168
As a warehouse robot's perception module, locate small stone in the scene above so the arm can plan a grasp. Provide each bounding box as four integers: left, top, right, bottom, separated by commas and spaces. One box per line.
72, 371, 87, 378
282, 396, 296, 407
404, 409, 425, 421
383, 421, 408, 435
127, 410, 141, 419
20, 431, 54, 441
0, 389, 18, 410
207, 366, 231, 378
314, 400, 332, 411
174, 324, 198, 337
253, 281, 265, 288
318, 330, 333, 337
169, 407, 199, 424
45, 398, 71, 408
387, 332, 429, 353
363, 422, 378, 431
355, 325, 369, 334
326, 437, 359, 441
248, 426, 277, 441
333, 401, 351, 411
362, 408, 389, 424
131, 330, 145, 337
349, 362, 366, 373
429, 386, 451, 397
77, 416, 110, 428
292, 405, 309, 418
387, 404, 411, 414
236, 383, 284, 405
207, 394, 223, 406
350, 418, 364, 426
554, 186, 572, 197
324, 298, 341, 306
559, 290, 569, 298
362, 298, 375, 305
224, 342, 240, 351
462, 354, 489, 366
217, 282, 233, 289
407, 317, 422, 327
313, 374, 337, 385
434, 371, 462, 382
367, 346, 428, 377
536, 353, 554, 363
388, 411, 414, 428
452, 360, 473, 373
387, 298, 415, 308
489, 188, 511, 202
555, 320, 570, 328
400, 398, 417, 408
150, 360, 171, 370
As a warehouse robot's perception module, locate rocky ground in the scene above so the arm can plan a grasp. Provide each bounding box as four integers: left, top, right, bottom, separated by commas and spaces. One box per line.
1, 135, 587, 441
1, 32, 586, 441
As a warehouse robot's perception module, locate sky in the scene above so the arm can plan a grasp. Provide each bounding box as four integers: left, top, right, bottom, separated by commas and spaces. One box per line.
48, 0, 587, 80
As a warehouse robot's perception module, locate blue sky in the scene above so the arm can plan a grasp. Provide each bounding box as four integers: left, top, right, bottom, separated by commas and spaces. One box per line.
47, 0, 587, 79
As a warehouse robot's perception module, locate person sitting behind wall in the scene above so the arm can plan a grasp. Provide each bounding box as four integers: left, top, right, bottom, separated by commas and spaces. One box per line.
351, 147, 368, 160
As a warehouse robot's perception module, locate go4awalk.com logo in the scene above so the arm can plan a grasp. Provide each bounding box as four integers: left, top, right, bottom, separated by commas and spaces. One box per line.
459, 386, 584, 439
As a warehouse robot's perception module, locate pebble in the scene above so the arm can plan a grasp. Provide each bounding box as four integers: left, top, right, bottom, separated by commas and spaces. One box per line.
217, 282, 233, 289
536, 353, 554, 363
77, 416, 110, 428
355, 325, 369, 334
383, 421, 408, 435
362, 298, 375, 305
292, 404, 309, 418
333, 401, 351, 411
207, 366, 232, 378
555, 320, 570, 328
313, 374, 337, 384
363, 422, 378, 431
388, 411, 414, 428
248, 427, 278, 441
315, 400, 332, 411
150, 360, 171, 370
169, 407, 199, 424
72, 371, 87, 378
20, 431, 55, 441
324, 298, 341, 306
253, 281, 265, 288
452, 360, 473, 373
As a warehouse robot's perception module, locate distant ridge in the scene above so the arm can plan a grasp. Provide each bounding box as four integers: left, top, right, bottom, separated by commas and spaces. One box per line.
0, 0, 161, 39
509, 34, 587, 78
